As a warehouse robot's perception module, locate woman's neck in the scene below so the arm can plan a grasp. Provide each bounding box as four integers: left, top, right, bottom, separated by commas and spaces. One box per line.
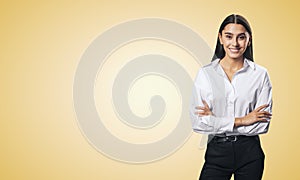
220, 56, 244, 71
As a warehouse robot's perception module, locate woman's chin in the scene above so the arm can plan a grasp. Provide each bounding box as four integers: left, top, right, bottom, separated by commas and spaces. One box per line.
227, 53, 243, 60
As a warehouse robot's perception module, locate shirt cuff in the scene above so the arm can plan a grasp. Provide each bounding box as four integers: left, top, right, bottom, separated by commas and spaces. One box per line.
213, 116, 235, 133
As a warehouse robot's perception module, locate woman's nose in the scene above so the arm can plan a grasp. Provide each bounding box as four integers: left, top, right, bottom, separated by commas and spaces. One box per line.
232, 38, 239, 47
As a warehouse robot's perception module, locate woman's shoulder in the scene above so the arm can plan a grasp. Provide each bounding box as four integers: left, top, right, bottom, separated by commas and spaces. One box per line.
199, 59, 219, 70
247, 60, 272, 85
195, 61, 217, 77
246, 59, 269, 74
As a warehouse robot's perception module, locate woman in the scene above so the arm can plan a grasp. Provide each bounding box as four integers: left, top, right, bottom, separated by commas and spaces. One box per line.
190, 14, 272, 180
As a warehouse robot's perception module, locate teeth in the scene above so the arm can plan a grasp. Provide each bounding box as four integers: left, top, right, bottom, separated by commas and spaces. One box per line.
230, 48, 239, 53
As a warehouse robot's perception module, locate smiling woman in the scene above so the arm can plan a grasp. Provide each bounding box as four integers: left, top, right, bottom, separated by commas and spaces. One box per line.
190, 14, 273, 180
219, 24, 249, 62
213, 14, 253, 62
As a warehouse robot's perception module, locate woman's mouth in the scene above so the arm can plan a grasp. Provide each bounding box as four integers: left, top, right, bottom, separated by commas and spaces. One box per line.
229, 48, 240, 53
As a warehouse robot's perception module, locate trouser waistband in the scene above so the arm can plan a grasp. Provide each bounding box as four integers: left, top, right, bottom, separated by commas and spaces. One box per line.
209, 135, 258, 143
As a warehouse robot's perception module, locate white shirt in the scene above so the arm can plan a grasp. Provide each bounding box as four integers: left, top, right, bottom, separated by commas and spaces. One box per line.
190, 58, 272, 136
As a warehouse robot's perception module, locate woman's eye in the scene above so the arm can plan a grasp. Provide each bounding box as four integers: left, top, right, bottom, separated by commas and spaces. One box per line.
225, 35, 232, 39
238, 36, 246, 40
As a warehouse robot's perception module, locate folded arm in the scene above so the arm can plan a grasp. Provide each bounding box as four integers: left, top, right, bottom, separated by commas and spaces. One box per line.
190, 69, 272, 135
235, 71, 273, 135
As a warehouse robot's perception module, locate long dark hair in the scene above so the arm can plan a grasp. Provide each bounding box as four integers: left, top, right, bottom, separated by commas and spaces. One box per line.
212, 14, 254, 62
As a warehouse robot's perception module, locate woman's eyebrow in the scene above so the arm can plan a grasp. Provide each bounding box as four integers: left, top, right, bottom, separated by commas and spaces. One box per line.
224, 32, 246, 36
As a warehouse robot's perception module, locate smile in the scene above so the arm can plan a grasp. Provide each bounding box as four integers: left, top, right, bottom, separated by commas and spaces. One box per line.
229, 48, 241, 53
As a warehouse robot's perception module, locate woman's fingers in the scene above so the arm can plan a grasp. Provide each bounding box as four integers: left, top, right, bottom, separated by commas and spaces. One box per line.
202, 100, 210, 109
194, 111, 210, 116
195, 100, 210, 110
257, 117, 269, 122
195, 106, 210, 112
257, 111, 272, 117
195, 106, 205, 110
194, 101, 212, 117
255, 104, 269, 112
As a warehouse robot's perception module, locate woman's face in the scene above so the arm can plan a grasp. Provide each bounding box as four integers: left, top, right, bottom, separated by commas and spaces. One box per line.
219, 23, 250, 60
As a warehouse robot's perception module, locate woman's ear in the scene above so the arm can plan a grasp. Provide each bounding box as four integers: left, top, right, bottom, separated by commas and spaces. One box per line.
246, 33, 251, 46
218, 33, 223, 45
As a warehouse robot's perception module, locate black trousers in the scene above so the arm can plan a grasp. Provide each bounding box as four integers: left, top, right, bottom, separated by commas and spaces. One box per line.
199, 135, 265, 180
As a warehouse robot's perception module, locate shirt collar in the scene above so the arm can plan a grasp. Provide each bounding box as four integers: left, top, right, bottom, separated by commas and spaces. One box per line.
211, 58, 256, 73
244, 58, 256, 70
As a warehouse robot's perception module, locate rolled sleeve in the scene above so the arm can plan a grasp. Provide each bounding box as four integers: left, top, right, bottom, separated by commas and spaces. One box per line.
242, 71, 273, 135
190, 68, 235, 134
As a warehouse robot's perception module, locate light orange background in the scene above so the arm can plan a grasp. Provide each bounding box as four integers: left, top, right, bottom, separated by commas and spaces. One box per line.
1, 0, 299, 179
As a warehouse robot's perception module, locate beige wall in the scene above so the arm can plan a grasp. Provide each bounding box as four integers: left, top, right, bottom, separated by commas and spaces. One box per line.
1, 0, 299, 179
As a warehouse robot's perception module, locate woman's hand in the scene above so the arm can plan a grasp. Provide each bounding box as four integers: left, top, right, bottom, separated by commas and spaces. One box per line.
194, 100, 213, 116
235, 104, 272, 127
